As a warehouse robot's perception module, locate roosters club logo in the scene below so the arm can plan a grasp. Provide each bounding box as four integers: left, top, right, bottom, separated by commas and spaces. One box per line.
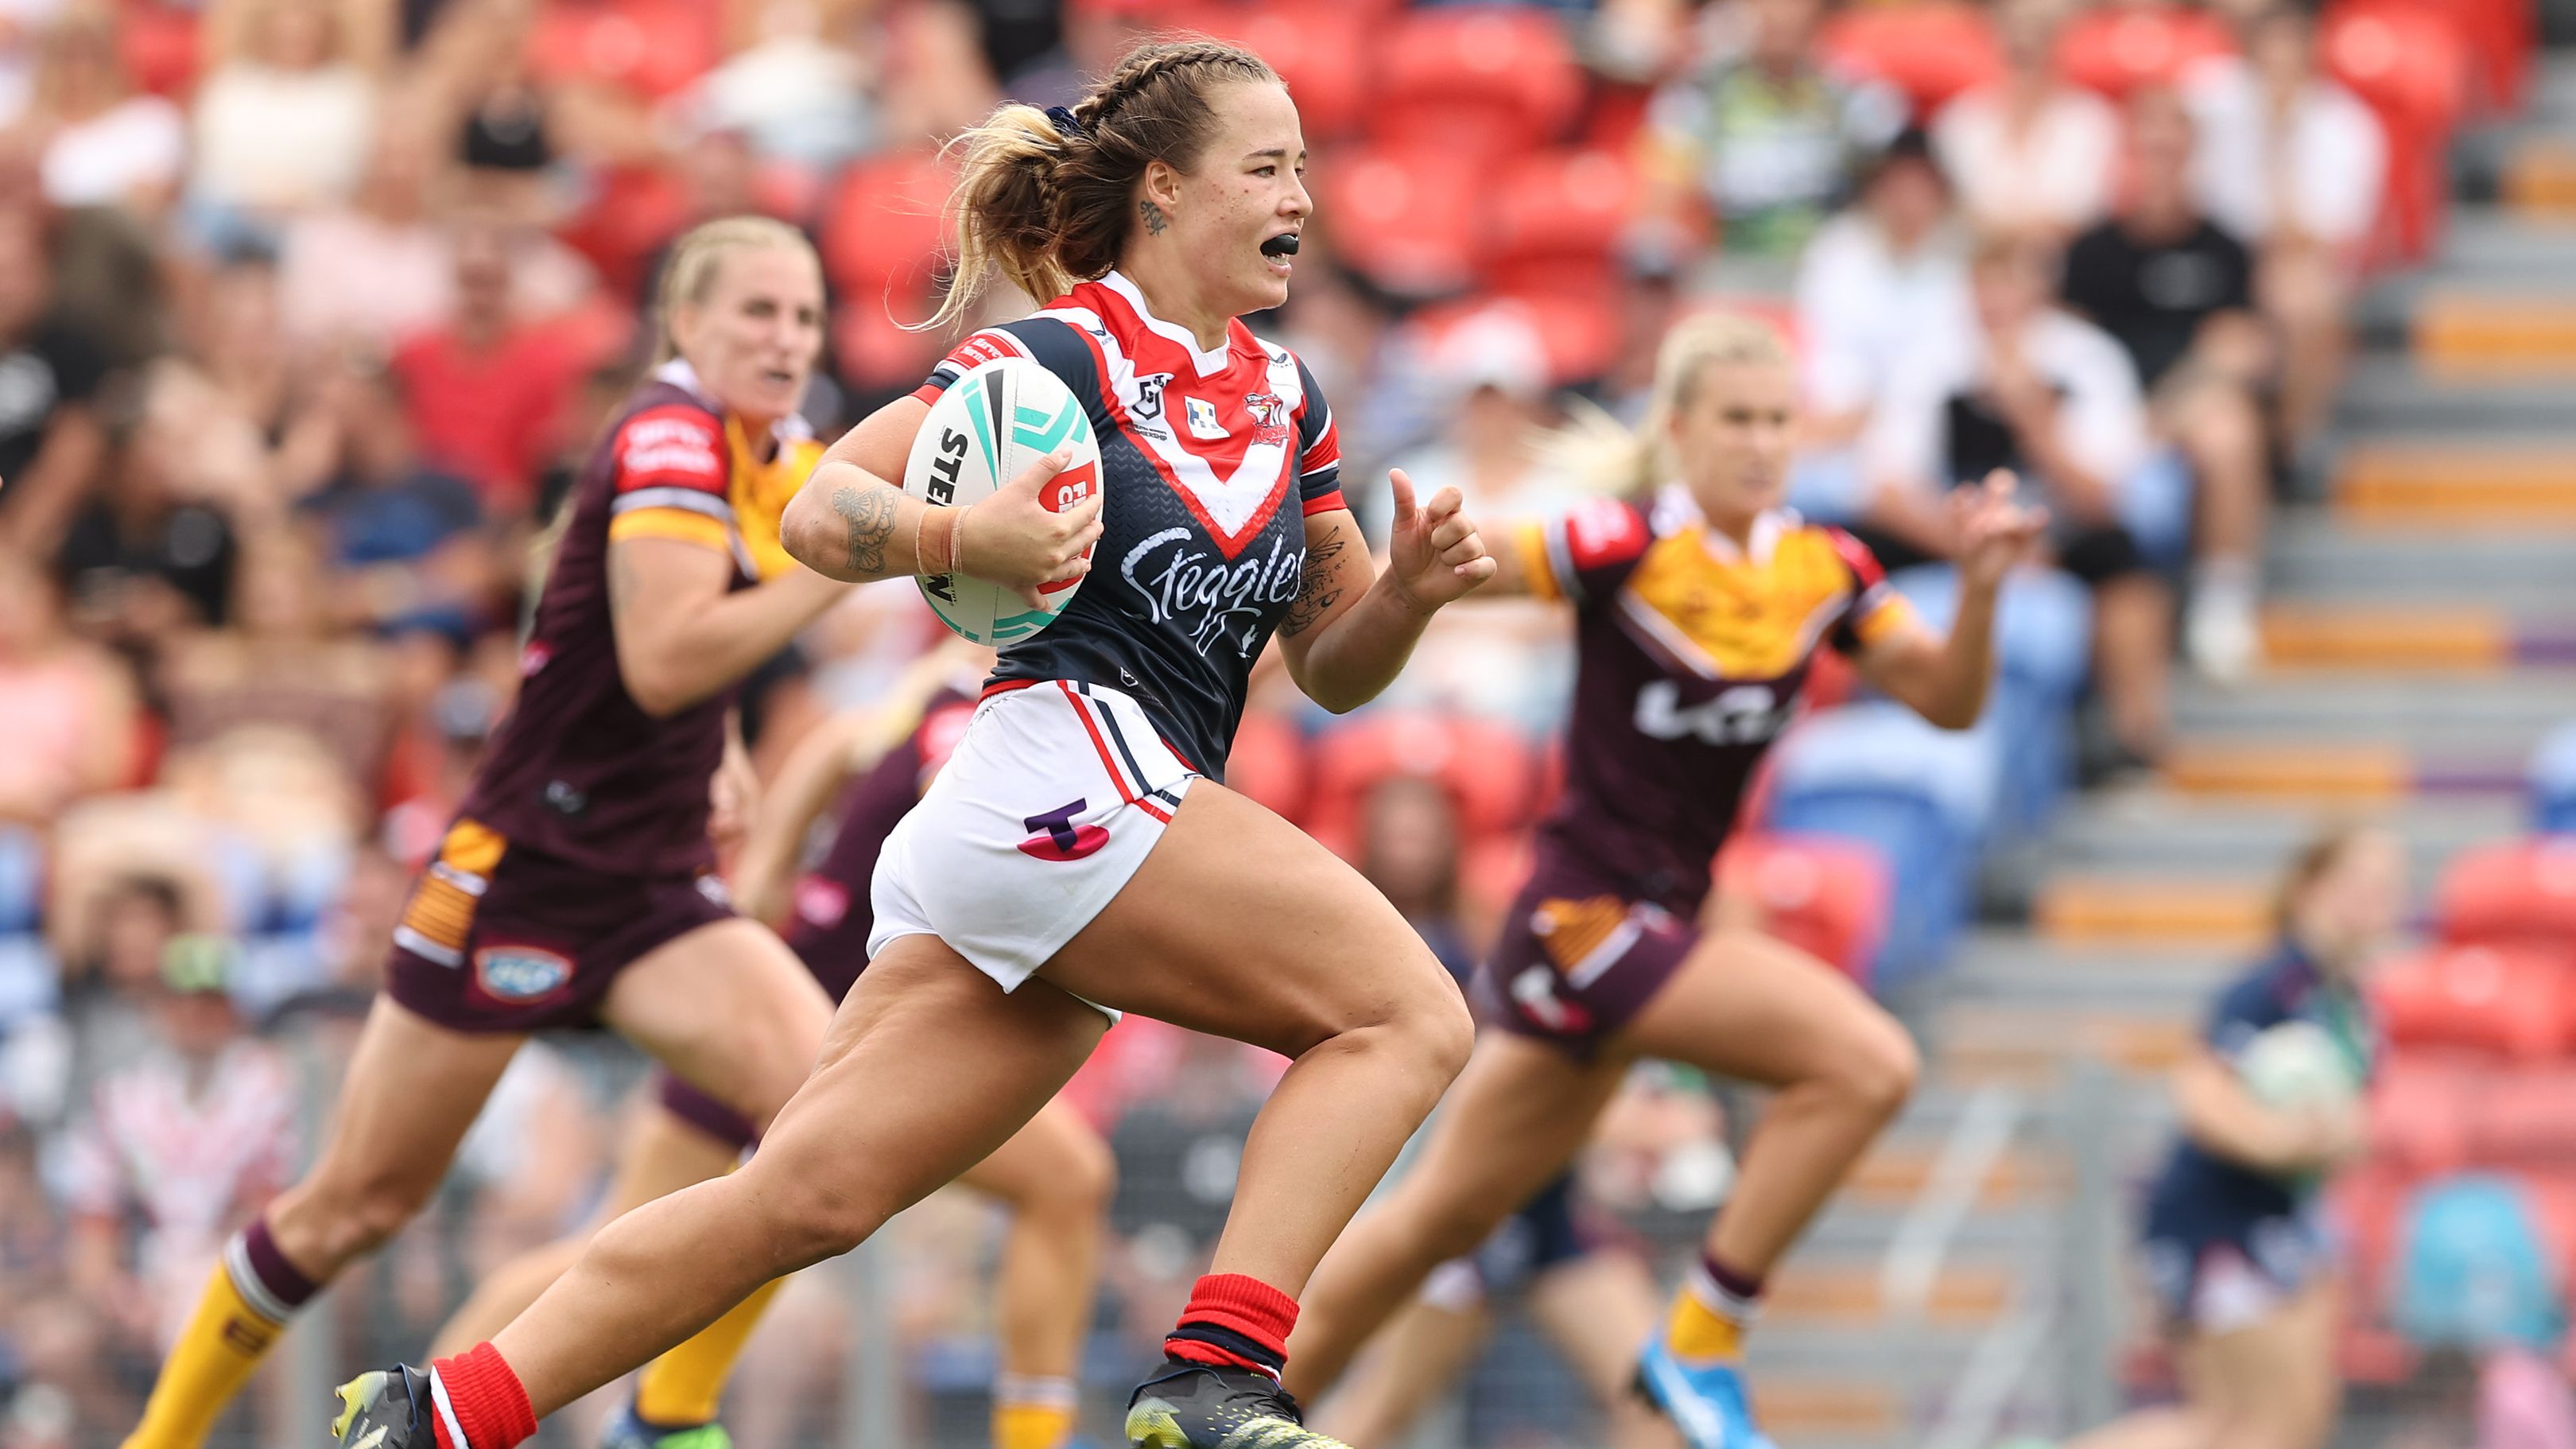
1018, 798, 1111, 861
1243, 391, 1292, 447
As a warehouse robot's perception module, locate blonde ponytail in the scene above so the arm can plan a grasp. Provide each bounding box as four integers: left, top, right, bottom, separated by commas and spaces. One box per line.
1541, 312, 1794, 498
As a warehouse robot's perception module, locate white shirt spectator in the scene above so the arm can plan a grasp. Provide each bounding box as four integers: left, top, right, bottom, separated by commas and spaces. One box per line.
41, 92, 185, 207
1932, 85, 2120, 235
2182, 56, 2386, 249
0, 0, 65, 127
190, 61, 374, 212
56, 1038, 297, 1345
1864, 307, 2148, 496
1794, 210, 1974, 420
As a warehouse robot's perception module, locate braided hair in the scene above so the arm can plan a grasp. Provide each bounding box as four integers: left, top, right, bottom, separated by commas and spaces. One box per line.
924, 37, 1279, 330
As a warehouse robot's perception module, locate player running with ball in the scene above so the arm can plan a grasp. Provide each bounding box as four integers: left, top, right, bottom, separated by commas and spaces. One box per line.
332, 38, 1495, 1449
1283, 314, 2044, 1449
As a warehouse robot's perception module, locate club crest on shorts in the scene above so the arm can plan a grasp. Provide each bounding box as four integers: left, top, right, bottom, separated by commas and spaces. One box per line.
1018, 798, 1111, 861
474, 944, 573, 1002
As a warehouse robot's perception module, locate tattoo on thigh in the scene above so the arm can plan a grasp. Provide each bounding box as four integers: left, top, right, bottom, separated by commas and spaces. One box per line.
1139, 199, 1169, 237
1278, 536, 1345, 639
832, 485, 898, 576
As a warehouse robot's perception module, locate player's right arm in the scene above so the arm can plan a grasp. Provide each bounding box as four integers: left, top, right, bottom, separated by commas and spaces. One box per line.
2170, 1049, 2361, 1177
599, 403, 853, 717
780, 353, 1100, 604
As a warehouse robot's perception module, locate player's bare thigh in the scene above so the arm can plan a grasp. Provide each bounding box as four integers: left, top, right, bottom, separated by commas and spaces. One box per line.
1035, 779, 1468, 1059
601, 917, 835, 1128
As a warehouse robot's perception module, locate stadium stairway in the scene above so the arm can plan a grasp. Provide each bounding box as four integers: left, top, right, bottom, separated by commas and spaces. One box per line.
1732, 53, 2576, 1449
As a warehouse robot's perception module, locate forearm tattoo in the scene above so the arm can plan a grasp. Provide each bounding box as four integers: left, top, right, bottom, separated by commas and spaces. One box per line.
1139, 199, 1169, 236
1278, 537, 1346, 639
832, 484, 898, 577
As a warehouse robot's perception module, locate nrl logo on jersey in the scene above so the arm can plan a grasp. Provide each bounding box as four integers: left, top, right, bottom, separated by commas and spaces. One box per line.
1243, 391, 1292, 447
1127, 371, 1175, 440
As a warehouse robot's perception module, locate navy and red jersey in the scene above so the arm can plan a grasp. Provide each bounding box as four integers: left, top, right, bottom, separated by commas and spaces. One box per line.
460, 360, 822, 876
2143, 946, 2378, 1248
1511, 489, 1918, 917
781, 686, 977, 994
912, 271, 1344, 779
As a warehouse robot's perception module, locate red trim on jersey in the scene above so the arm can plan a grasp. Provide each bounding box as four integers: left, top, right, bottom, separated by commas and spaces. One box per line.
907, 383, 942, 405
1301, 488, 1348, 517
1822, 526, 1890, 590
1077, 284, 1296, 561
978, 678, 1040, 704
611, 405, 727, 495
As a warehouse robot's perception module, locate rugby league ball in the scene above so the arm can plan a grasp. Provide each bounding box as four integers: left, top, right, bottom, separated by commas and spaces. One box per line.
902, 355, 1100, 644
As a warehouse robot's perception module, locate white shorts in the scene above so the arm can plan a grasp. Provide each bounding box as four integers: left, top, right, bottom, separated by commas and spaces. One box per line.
869, 680, 1195, 998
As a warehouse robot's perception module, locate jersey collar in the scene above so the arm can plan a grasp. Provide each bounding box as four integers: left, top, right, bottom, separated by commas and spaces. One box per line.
1658, 485, 1790, 566
651, 358, 814, 444
1100, 270, 1234, 379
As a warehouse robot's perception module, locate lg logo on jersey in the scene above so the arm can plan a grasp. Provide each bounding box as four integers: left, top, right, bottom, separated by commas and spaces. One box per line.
1633, 680, 1790, 745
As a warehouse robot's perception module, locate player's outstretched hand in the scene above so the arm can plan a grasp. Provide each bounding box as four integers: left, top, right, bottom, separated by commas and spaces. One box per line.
1951, 468, 2047, 594
1384, 468, 1498, 612
958, 445, 1106, 610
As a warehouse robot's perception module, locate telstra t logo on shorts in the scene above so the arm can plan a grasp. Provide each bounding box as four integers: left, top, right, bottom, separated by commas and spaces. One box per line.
1019, 798, 1111, 861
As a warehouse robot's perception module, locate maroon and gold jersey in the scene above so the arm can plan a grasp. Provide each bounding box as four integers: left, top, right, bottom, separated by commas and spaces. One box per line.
1511, 489, 1917, 917
459, 360, 823, 876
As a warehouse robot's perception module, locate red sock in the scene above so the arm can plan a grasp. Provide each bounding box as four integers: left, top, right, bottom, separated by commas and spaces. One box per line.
425, 1343, 537, 1449
1162, 1273, 1298, 1379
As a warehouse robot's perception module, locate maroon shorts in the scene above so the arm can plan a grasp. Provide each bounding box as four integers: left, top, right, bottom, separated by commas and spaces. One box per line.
385, 818, 735, 1034
1474, 875, 1697, 1060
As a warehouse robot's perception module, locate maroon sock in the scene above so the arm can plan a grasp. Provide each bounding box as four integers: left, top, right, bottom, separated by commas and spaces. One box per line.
1162, 1272, 1298, 1380
1702, 1251, 1766, 1304
425, 1343, 537, 1449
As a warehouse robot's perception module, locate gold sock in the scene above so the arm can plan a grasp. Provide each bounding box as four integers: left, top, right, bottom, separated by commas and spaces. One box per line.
992, 1376, 1080, 1449
632, 1276, 788, 1426
1665, 1284, 1748, 1362
121, 1262, 289, 1449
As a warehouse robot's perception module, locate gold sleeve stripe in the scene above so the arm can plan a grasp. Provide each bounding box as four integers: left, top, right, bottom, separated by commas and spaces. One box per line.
1855, 591, 1922, 647
608, 508, 731, 553
1513, 522, 1562, 602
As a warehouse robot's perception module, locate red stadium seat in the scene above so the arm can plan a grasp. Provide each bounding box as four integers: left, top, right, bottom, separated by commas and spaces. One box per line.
528, 0, 720, 100
2371, 944, 2576, 1060
2436, 837, 2576, 954
2324, 0, 2470, 265
1304, 713, 1540, 858
2054, 5, 2238, 99
821, 150, 956, 311
1484, 148, 1639, 300
1319, 146, 1479, 299
1713, 833, 1891, 985
2367, 1055, 2473, 1175
834, 297, 947, 396
1175, 4, 1371, 142
1222, 710, 1311, 826
1816, 1, 2005, 118
2477, 1069, 2576, 1167
1371, 9, 1584, 166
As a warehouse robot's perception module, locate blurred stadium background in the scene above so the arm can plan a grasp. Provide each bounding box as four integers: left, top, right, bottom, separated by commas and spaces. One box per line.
1, 0, 2572, 1445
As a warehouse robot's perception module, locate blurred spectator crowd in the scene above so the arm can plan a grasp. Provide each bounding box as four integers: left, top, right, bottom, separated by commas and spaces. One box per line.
0, 0, 2501, 1441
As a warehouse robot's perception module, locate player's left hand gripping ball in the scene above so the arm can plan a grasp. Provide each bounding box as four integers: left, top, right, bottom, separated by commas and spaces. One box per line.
1384, 467, 1498, 612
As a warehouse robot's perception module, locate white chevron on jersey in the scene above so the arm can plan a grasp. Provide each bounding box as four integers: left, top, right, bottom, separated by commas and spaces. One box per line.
1033, 301, 1306, 556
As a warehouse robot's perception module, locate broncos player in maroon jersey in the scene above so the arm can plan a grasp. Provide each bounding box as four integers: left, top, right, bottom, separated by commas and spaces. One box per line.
1284, 314, 2044, 1449
335, 39, 1499, 1449
424, 641, 1113, 1449
121, 218, 871, 1449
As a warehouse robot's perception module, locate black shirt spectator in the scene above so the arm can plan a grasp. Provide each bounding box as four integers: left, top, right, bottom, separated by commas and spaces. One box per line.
2061, 217, 2255, 390
0, 210, 111, 554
